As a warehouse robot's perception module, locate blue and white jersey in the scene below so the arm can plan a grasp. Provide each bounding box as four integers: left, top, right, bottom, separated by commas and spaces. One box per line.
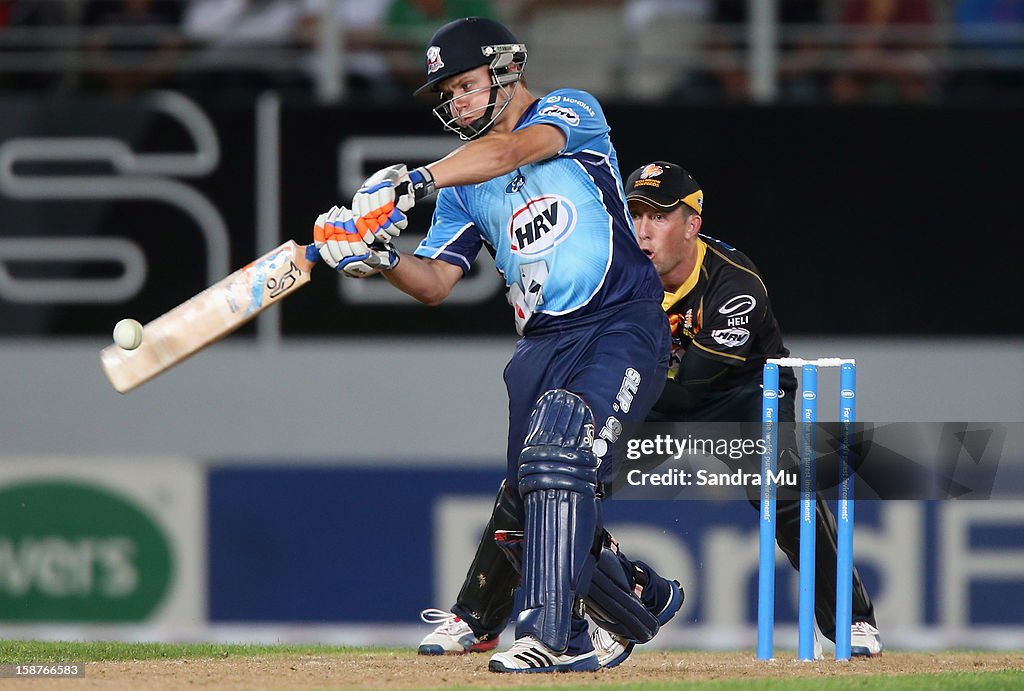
414, 88, 662, 334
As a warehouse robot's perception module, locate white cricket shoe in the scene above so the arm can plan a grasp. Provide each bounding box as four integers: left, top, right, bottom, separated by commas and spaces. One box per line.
804, 621, 824, 660
488, 635, 600, 673
590, 626, 634, 668
850, 622, 883, 657
416, 609, 498, 655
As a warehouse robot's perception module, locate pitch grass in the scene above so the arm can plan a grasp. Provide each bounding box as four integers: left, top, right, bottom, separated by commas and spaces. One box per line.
1, 641, 1022, 690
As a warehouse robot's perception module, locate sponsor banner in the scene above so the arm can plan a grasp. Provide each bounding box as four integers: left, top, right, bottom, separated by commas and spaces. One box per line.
0, 95, 1021, 337
209, 465, 1024, 628
0, 458, 205, 624
207, 466, 496, 622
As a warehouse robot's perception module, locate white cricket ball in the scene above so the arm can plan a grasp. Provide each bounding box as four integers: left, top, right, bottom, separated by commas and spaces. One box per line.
113, 318, 144, 350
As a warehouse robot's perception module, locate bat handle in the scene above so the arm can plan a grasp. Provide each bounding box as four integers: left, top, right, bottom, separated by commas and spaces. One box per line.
304, 244, 320, 263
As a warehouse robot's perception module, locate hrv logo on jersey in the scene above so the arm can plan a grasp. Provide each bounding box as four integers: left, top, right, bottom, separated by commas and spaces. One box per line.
508, 195, 578, 257
538, 105, 580, 126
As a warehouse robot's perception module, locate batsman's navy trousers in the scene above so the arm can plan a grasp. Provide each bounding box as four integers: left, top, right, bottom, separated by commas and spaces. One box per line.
502, 299, 670, 490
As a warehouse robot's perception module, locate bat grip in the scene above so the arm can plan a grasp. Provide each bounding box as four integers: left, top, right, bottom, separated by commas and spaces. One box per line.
305, 244, 320, 263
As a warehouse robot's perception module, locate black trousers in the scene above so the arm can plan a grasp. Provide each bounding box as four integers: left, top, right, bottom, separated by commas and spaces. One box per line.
658, 372, 876, 641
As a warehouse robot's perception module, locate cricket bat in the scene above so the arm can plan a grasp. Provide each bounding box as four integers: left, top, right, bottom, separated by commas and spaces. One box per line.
100, 240, 318, 394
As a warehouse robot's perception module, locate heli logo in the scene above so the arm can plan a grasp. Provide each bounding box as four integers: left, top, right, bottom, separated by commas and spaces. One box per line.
720, 295, 755, 326
508, 195, 577, 257
425, 46, 444, 74
719, 294, 756, 317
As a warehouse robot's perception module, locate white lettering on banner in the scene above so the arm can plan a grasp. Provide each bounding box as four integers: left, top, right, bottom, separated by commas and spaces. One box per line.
0, 239, 146, 304
0, 92, 228, 303
941, 502, 1024, 627
0, 537, 137, 598
704, 503, 923, 629
0, 458, 205, 628
435, 496, 1024, 636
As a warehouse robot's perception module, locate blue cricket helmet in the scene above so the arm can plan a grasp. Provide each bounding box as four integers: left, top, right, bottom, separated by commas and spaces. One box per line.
415, 17, 526, 95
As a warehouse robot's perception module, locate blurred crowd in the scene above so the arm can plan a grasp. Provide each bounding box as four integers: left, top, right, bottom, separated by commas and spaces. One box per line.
0, 0, 1022, 104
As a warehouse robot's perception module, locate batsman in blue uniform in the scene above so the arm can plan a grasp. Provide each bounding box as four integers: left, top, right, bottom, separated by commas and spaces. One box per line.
311, 17, 677, 672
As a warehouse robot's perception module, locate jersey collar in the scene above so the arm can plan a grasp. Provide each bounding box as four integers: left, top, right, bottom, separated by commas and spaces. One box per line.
514, 99, 540, 131
661, 238, 706, 311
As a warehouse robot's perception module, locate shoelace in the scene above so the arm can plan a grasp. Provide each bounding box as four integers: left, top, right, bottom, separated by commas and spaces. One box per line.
420, 608, 466, 634
505, 637, 544, 653
852, 622, 880, 635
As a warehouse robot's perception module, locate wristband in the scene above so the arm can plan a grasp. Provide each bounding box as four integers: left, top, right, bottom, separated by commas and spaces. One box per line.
383, 243, 401, 270
408, 167, 437, 201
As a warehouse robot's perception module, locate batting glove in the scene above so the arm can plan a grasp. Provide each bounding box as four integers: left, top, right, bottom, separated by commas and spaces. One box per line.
336, 242, 401, 278
313, 205, 400, 278
313, 205, 366, 265
351, 164, 436, 245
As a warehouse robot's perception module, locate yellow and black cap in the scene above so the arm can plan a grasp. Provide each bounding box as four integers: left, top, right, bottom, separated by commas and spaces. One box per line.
625, 161, 703, 215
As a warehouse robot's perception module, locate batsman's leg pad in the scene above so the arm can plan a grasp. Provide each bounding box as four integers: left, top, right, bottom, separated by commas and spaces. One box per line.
516, 389, 600, 653
500, 531, 667, 644
584, 534, 661, 643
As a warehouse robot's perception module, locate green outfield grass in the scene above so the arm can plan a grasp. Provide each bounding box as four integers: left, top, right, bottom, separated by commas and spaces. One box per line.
1, 641, 1021, 690
571, 675, 1024, 691
0, 640, 364, 662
